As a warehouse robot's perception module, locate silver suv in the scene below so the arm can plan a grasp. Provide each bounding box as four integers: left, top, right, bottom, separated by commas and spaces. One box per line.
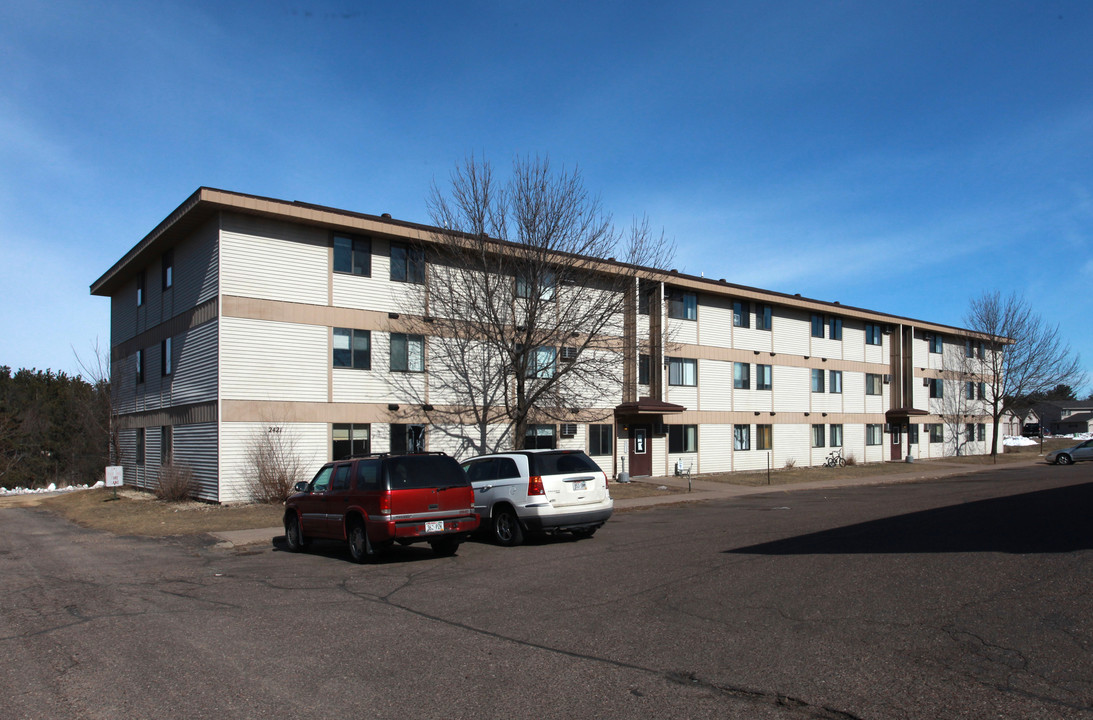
462, 449, 613, 546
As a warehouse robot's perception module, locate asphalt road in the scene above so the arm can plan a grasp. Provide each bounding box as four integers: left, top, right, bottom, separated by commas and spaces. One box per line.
2, 463, 1091, 719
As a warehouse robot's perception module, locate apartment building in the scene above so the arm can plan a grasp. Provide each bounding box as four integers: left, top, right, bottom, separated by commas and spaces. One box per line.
91, 188, 998, 502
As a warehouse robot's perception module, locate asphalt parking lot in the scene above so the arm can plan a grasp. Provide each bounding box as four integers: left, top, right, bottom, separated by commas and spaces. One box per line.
2, 462, 1091, 719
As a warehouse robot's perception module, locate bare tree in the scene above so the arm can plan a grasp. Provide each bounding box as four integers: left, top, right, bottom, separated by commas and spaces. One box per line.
244, 424, 308, 503
393, 155, 674, 454
73, 339, 120, 466
964, 292, 1085, 458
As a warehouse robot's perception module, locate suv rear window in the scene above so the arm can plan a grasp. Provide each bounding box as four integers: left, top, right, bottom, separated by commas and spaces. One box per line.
386, 455, 468, 489
529, 452, 600, 476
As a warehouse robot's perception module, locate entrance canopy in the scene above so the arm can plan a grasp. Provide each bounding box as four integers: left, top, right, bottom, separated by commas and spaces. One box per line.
614, 398, 687, 418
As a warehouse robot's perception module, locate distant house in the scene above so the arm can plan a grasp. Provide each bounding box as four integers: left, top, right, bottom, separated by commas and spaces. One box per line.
1056, 412, 1093, 436
1001, 408, 1039, 437
1034, 400, 1093, 434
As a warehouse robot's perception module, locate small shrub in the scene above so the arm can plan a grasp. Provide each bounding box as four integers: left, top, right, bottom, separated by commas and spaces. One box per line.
156, 464, 195, 502
844, 453, 858, 466
783, 458, 797, 469
246, 426, 307, 504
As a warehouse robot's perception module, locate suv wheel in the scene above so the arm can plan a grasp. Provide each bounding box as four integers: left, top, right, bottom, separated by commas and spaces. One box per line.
285, 514, 307, 552
492, 507, 524, 547
348, 522, 372, 563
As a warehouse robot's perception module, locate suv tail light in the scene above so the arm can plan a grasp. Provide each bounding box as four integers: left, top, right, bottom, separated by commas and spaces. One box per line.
379, 493, 391, 516
602, 471, 609, 487
528, 475, 545, 496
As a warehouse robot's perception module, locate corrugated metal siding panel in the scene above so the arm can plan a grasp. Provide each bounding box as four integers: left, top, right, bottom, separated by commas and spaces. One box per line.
699, 359, 732, 411
843, 424, 865, 465
668, 317, 697, 346
218, 421, 328, 503
118, 428, 141, 489
221, 317, 328, 401
773, 366, 809, 413
843, 372, 865, 413
220, 214, 328, 305
112, 291, 138, 344
773, 309, 809, 355
843, 324, 865, 362
174, 422, 219, 501
698, 298, 732, 349
171, 320, 218, 406
774, 423, 809, 469
700, 424, 732, 472
114, 353, 137, 415
666, 384, 697, 411
175, 218, 220, 310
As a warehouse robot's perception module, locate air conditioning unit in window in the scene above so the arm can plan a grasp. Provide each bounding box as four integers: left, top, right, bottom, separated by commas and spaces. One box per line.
883, 374, 891, 384
560, 346, 578, 362
560, 423, 578, 437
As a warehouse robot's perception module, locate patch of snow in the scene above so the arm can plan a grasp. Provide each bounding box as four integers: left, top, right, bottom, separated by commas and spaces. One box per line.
1002, 435, 1038, 447
0, 481, 103, 497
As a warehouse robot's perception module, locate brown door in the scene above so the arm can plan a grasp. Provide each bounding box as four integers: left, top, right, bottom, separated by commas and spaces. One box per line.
890, 423, 903, 461
629, 425, 652, 476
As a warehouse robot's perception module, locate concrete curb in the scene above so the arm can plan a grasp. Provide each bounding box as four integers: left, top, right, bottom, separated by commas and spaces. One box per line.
208, 456, 1047, 547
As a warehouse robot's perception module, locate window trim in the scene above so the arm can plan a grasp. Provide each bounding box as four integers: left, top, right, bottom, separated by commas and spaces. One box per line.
333, 234, 372, 276
668, 424, 698, 453
829, 424, 843, 447
756, 304, 772, 331
756, 364, 772, 391
732, 300, 750, 328
333, 423, 371, 460
829, 316, 843, 341
756, 424, 772, 450
812, 424, 826, 448
811, 314, 824, 338
866, 424, 883, 446
733, 362, 750, 390
390, 332, 425, 373
668, 357, 697, 387
829, 370, 843, 394
333, 328, 372, 370
866, 373, 882, 395
589, 424, 613, 456
390, 242, 425, 284
733, 424, 751, 451
667, 290, 697, 321
811, 368, 825, 393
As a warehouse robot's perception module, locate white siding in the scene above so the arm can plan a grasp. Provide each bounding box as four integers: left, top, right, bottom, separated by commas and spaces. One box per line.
668, 317, 697, 346
700, 424, 733, 472
221, 317, 328, 401
774, 424, 809, 469
218, 421, 328, 503
220, 214, 328, 305
772, 308, 810, 355
698, 297, 733, 348
773, 366, 809, 413
699, 359, 732, 411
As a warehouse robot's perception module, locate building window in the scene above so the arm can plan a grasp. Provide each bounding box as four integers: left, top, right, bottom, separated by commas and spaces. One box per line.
866, 424, 883, 446
390, 242, 425, 284
136, 270, 144, 307
589, 424, 613, 456
929, 424, 944, 443
865, 324, 882, 345
516, 270, 556, 300
756, 304, 772, 331
136, 427, 145, 465
977, 423, 986, 441
668, 357, 697, 386
756, 424, 772, 450
390, 333, 425, 372
161, 249, 173, 290
733, 362, 750, 390
811, 368, 825, 393
965, 381, 975, 400
866, 373, 882, 395
667, 290, 697, 321
333, 328, 371, 369
527, 346, 557, 379
978, 382, 987, 400
929, 378, 943, 398
637, 286, 651, 315
965, 339, 975, 358
668, 425, 698, 453
733, 300, 749, 328
756, 364, 772, 391
135, 349, 144, 385
929, 334, 943, 353
523, 424, 555, 450
977, 341, 985, 359
908, 424, 919, 444
334, 234, 371, 276
733, 425, 750, 451
333, 423, 370, 460
638, 354, 650, 385
812, 424, 826, 448
811, 314, 824, 338
160, 426, 171, 464
391, 423, 427, 453
965, 423, 975, 442
829, 370, 842, 394
161, 337, 172, 377
829, 424, 843, 447
829, 316, 843, 341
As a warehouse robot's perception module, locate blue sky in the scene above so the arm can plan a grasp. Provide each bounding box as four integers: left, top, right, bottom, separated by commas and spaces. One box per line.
2, 1, 1090, 393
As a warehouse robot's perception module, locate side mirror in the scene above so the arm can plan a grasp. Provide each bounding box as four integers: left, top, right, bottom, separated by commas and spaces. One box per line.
293, 481, 310, 493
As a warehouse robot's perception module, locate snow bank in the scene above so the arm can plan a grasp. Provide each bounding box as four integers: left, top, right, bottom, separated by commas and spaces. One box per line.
1002, 435, 1038, 447
0, 480, 105, 496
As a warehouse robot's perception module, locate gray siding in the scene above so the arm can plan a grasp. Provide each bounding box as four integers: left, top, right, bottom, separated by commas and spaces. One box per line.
175, 422, 219, 502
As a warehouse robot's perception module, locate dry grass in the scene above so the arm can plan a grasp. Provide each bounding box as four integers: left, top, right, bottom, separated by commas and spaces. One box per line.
609, 480, 687, 500
35, 487, 282, 536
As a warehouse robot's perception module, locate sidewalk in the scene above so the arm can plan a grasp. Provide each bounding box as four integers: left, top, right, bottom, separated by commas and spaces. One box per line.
208, 455, 1046, 548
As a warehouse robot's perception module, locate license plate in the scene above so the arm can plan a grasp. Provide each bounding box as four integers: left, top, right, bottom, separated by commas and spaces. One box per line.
425, 521, 445, 533
572, 481, 587, 491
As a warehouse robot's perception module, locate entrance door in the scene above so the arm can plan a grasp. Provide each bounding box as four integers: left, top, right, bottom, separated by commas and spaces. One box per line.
629, 425, 651, 476
890, 423, 903, 461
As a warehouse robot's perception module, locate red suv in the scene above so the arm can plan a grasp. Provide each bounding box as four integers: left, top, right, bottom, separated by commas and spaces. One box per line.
283, 452, 479, 562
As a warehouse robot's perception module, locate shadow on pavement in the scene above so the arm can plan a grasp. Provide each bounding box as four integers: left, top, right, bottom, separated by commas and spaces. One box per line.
725, 481, 1093, 556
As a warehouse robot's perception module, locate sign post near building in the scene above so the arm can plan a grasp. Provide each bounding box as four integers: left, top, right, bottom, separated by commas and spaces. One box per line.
105, 466, 123, 500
